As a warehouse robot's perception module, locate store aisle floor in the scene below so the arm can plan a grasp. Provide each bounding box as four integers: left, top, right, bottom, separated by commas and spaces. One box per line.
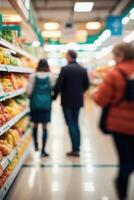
5, 101, 134, 200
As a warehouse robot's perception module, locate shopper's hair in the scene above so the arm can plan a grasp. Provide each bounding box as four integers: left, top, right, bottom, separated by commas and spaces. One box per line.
36, 59, 50, 72
113, 42, 134, 61
67, 50, 77, 60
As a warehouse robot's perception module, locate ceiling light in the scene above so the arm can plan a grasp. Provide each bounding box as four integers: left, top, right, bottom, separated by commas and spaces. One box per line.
123, 31, 134, 43
44, 22, 60, 30
130, 8, 134, 14
41, 31, 61, 38
122, 16, 130, 24
86, 22, 101, 30
32, 41, 40, 47
130, 13, 134, 20
74, 2, 94, 12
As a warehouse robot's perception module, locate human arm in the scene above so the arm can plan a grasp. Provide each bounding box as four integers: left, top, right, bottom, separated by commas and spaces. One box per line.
83, 69, 90, 92
26, 74, 35, 97
53, 68, 64, 100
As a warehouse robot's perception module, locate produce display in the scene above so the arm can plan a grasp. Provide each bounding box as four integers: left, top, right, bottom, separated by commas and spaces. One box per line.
0, 47, 20, 66
1, 29, 17, 44
0, 73, 27, 93
0, 95, 29, 127
0, 47, 37, 69
0, 132, 32, 189
0, 116, 30, 156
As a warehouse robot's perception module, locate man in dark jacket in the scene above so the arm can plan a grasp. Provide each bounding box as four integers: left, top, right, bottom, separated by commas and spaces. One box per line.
53, 50, 90, 156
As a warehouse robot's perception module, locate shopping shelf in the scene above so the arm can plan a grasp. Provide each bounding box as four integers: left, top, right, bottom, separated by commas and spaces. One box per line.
0, 88, 26, 102
0, 64, 34, 73
0, 142, 32, 200
0, 128, 31, 171
0, 107, 30, 136
0, 38, 37, 62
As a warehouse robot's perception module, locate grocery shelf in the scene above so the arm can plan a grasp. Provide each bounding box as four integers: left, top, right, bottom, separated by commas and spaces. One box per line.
0, 108, 30, 136
0, 142, 32, 200
0, 38, 37, 62
0, 88, 26, 102
0, 128, 31, 171
0, 64, 34, 73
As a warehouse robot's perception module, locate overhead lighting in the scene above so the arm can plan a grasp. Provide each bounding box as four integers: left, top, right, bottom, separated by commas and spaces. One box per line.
32, 41, 40, 47
122, 16, 130, 25
42, 30, 61, 38
130, 8, 134, 14
81, 44, 97, 51
130, 13, 134, 20
74, 2, 94, 12
123, 31, 134, 43
86, 22, 101, 30
44, 22, 60, 30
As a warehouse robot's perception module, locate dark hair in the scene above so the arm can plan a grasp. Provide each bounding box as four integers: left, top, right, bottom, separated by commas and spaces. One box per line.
67, 50, 77, 60
36, 59, 50, 72
113, 42, 134, 61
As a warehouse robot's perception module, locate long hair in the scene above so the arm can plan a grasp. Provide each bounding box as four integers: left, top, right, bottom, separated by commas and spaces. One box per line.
36, 59, 50, 72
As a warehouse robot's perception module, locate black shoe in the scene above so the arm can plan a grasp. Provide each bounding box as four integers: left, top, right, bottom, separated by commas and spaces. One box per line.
114, 179, 127, 200
41, 152, 50, 157
66, 151, 80, 157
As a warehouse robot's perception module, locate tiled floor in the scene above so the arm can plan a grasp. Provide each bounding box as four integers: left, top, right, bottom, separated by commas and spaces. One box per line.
5, 101, 134, 200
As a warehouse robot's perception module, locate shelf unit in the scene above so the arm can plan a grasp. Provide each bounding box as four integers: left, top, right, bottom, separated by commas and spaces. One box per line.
0, 88, 26, 102
0, 128, 31, 171
0, 142, 32, 200
0, 107, 30, 136
0, 38, 37, 62
0, 64, 34, 73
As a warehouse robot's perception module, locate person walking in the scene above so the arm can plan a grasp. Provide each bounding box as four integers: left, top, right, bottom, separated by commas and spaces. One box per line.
27, 59, 53, 157
53, 50, 90, 157
92, 43, 134, 200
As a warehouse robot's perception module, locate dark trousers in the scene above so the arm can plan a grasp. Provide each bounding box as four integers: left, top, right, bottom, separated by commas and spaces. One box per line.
33, 124, 48, 152
63, 107, 81, 152
112, 133, 134, 197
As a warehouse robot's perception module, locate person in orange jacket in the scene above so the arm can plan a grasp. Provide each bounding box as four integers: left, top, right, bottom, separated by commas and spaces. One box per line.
93, 43, 134, 200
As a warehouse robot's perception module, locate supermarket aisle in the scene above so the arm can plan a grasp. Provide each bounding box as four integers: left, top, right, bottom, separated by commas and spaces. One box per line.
5, 100, 134, 200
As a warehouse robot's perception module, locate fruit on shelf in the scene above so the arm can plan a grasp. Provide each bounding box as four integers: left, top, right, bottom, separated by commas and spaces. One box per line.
2, 29, 13, 43
0, 165, 3, 177
0, 47, 21, 66
13, 116, 30, 136
20, 57, 37, 69
0, 150, 3, 161
0, 103, 11, 127
0, 73, 27, 92
0, 74, 14, 92
0, 140, 12, 156
0, 132, 32, 189
1, 128, 20, 149
0, 95, 29, 127
0, 51, 4, 64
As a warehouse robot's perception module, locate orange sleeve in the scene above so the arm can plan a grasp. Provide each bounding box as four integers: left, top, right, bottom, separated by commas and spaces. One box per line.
93, 72, 114, 107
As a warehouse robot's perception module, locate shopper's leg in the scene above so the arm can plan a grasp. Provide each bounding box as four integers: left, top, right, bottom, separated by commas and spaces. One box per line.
113, 134, 134, 198
32, 123, 38, 151
63, 108, 78, 152
41, 124, 49, 156
72, 108, 81, 152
